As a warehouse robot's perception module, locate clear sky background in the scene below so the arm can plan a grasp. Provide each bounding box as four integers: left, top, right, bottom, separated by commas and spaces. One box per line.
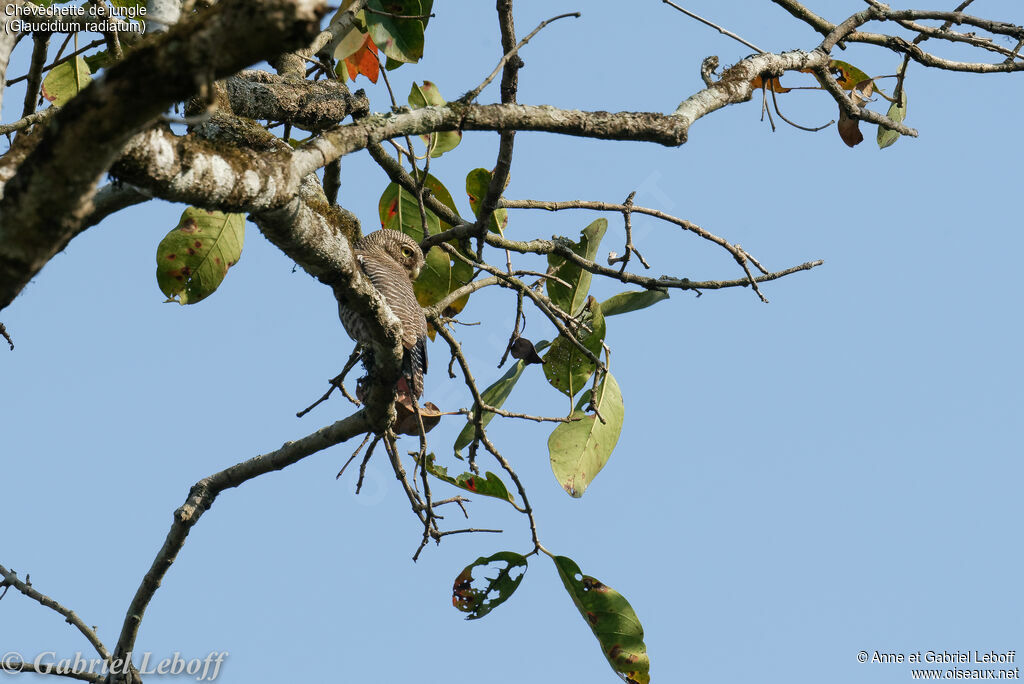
2, 2, 1022, 683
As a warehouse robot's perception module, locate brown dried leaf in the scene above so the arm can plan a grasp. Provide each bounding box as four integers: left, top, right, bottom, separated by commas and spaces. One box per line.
838, 109, 863, 147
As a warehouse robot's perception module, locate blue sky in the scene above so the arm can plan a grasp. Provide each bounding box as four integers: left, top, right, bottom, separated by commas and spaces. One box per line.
2, 2, 1022, 683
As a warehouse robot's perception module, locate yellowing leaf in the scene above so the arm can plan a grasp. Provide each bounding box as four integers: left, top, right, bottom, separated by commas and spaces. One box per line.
41, 57, 92, 107
408, 81, 461, 156
829, 60, 872, 90
156, 208, 245, 305
548, 371, 623, 497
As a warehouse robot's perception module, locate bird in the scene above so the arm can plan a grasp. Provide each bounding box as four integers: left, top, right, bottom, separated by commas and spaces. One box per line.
338, 229, 428, 398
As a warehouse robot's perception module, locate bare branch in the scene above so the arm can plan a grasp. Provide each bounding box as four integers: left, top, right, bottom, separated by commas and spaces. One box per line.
459, 11, 581, 104
662, 1, 765, 54
113, 410, 372, 662
0, 563, 110, 660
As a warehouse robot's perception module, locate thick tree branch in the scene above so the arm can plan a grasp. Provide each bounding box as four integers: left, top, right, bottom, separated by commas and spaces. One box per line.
0, 0, 327, 312
225, 70, 369, 130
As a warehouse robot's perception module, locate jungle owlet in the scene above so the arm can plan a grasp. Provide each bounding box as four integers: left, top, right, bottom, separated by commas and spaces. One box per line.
338, 229, 428, 398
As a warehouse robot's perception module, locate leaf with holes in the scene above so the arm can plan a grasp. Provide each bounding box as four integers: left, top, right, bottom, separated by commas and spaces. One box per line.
465, 168, 508, 235
600, 290, 669, 316
453, 552, 528, 620
425, 454, 515, 504
548, 371, 623, 497
409, 81, 461, 156
156, 209, 245, 305
365, 0, 425, 64
543, 298, 605, 398
547, 219, 607, 317
553, 555, 649, 684
41, 57, 91, 107
877, 88, 908, 150
828, 60, 872, 90
454, 341, 550, 457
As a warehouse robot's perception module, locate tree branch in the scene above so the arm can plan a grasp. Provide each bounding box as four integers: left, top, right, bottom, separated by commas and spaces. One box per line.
0, 0, 327, 312
113, 410, 371, 662
0, 563, 111, 660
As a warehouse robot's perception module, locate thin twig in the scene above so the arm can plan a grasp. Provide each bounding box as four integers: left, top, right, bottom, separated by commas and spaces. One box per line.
6, 38, 106, 87
662, 0, 766, 54
0, 321, 13, 350
0, 563, 110, 660
0, 108, 57, 135
296, 347, 363, 417
459, 12, 581, 104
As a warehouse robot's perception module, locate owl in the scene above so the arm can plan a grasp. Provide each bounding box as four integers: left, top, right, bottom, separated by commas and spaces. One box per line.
338, 229, 428, 398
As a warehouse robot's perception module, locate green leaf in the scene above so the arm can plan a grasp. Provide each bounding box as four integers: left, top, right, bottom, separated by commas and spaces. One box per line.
465, 168, 508, 235
82, 50, 112, 73
378, 172, 459, 236
419, 0, 433, 30
828, 59, 872, 90
547, 219, 607, 317
548, 372, 623, 497
453, 552, 528, 620
156, 209, 245, 305
365, 0, 425, 64
408, 81, 461, 156
600, 289, 669, 317
424, 454, 515, 504
41, 57, 92, 107
543, 298, 605, 398
877, 88, 908, 150
553, 555, 650, 684
454, 340, 550, 457
110, 0, 144, 8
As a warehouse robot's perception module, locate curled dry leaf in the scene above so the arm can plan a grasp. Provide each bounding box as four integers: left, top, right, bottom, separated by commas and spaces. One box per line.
354, 377, 440, 435
394, 381, 442, 435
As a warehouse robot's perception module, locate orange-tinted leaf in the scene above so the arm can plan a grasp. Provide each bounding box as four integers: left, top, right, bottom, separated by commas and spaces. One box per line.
750, 75, 791, 93
343, 34, 379, 84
